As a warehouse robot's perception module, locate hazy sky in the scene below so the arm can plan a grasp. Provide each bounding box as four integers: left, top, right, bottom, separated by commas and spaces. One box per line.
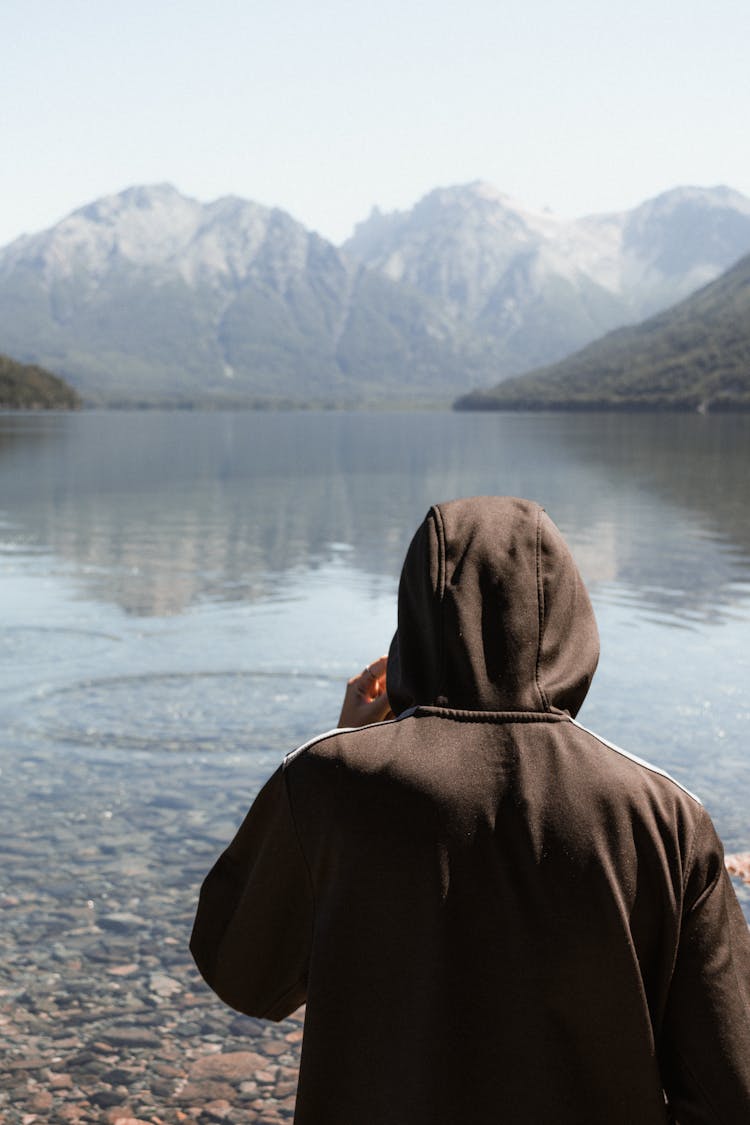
3, 0, 749, 247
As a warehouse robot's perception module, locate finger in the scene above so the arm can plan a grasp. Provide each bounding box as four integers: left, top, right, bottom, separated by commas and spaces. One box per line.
339, 690, 387, 728
367, 655, 388, 679
359, 692, 392, 723
359, 659, 387, 696
348, 655, 388, 695
348, 660, 383, 688
363, 671, 389, 702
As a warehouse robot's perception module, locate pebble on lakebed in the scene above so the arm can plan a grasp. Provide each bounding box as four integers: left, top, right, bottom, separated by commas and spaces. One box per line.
0, 747, 305, 1124
726, 853, 750, 885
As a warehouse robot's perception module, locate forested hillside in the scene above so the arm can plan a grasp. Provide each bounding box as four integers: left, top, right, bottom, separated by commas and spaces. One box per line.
455, 252, 750, 411
0, 353, 81, 409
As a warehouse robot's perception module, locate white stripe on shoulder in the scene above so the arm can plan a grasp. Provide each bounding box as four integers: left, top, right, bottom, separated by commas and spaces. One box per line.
283, 726, 350, 766
570, 718, 702, 805
283, 708, 416, 767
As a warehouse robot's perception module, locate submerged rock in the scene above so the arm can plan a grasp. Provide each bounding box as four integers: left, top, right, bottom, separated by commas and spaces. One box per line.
726, 852, 750, 885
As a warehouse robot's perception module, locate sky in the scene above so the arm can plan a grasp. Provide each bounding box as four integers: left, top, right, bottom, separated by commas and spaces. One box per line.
2, 0, 750, 248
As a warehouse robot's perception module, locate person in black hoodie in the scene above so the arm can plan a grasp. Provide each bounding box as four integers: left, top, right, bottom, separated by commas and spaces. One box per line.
191, 496, 750, 1124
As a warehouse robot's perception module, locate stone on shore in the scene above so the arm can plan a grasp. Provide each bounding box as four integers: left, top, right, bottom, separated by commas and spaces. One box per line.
188, 1052, 269, 1083
726, 852, 750, 884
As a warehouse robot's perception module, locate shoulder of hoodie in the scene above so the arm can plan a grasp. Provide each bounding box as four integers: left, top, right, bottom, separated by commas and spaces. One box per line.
283, 709, 702, 808
282, 708, 417, 770
568, 717, 703, 806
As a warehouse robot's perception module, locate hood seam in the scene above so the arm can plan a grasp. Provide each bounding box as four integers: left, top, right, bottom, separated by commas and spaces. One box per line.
414, 706, 567, 723
534, 506, 551, 712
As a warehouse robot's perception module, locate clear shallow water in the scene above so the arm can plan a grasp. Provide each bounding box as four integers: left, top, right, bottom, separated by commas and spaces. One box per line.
1, 409, 749, 918
0, 409, 749, 1120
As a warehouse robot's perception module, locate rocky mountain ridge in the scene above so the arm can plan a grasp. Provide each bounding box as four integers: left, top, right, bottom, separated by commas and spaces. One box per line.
0, 184, 473, 405
4, 184, 322, 291
346, 182, 750, 377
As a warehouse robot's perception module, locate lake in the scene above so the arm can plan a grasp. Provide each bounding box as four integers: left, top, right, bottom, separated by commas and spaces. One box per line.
1, 409, 749, 1119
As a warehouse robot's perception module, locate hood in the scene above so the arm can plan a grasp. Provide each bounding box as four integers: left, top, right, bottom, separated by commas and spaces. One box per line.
387, 497, 599, 717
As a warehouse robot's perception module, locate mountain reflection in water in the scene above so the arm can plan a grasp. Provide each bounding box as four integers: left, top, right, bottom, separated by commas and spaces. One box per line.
0, 410, 748, 623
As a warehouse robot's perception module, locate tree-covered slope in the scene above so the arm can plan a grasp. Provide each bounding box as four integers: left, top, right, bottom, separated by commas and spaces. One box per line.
0, 352, 80, 409
455, 252, 750, 411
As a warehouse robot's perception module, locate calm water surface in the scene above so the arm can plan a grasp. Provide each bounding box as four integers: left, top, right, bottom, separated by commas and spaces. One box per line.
0, 409, 748, 1078
2, 409, 749, 826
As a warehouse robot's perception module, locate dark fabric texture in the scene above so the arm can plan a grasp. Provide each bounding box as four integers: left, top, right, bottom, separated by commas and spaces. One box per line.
191, 496, 750, 1125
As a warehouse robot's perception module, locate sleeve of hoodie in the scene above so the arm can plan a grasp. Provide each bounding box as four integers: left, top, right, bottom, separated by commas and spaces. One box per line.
189, 763, 313, 1021
660, 806, 750, 1124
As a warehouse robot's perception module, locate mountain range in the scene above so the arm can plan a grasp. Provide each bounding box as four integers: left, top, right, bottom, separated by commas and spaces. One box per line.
454, 251, 750, 411
0, 186, 473, 406
347, 183, 750, 380
1, 182, 749, 405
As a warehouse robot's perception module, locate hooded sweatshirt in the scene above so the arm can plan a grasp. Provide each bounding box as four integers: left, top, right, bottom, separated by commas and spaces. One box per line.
191, 496, 750, 1125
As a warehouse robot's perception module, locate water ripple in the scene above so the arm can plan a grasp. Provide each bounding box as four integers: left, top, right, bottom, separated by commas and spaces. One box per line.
24, 670, 340, 753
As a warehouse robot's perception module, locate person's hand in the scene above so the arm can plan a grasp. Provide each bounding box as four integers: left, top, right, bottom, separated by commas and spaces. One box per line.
338, 655, 392, 728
